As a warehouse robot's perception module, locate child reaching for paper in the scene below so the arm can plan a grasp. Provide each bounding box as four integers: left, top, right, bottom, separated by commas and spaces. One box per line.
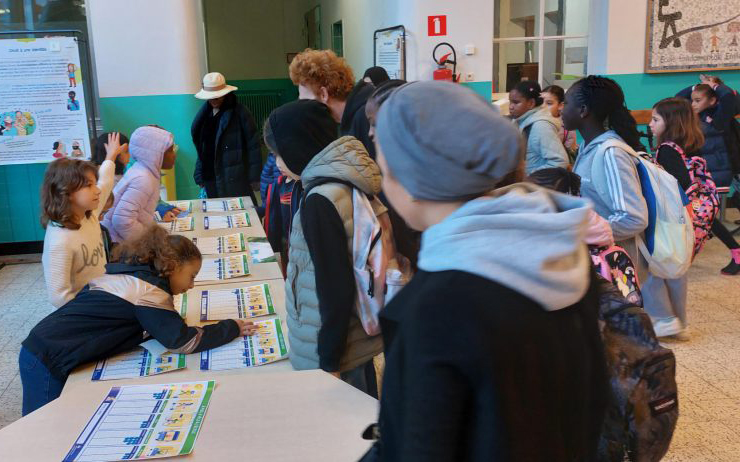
20, 224, 256, 415
41, 133, 122, 308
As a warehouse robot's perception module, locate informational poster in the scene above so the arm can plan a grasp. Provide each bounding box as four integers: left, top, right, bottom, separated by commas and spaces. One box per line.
158, 217, 195, 232
247, 237, 277, 263
374, 26, 406, 80
193, 233, 247, 255
194, 255, 250, 282
203, 212, 250, 230
92, 348, 186, 381
646, 0, 740, 72
0, 37, 91, 165
200, 319, 288, 371
199, 283, 276, 321
201, 198, 245, 212
63, 381, 215, 461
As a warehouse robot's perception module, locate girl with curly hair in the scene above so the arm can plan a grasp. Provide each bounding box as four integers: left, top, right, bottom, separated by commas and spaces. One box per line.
21, 224, 257, 415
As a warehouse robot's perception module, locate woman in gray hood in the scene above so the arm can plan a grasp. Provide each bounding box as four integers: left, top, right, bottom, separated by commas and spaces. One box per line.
361, 81, 608, 462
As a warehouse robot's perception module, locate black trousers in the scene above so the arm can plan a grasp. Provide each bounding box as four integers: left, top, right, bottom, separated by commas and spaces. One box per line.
712, 220, 740, 250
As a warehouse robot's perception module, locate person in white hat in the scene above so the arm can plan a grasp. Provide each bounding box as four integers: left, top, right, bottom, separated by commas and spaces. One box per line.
192, 72, 261, 203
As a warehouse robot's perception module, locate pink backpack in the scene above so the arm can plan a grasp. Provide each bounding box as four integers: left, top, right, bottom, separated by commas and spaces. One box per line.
590, 245, 643, 307
658, 142, 720, 257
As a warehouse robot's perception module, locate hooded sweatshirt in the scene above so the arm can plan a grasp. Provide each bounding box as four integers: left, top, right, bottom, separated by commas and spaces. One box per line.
102, 126, 173, 242
340, 81, 376, 159
369, 183, 607, 462
516, 106, 570, 175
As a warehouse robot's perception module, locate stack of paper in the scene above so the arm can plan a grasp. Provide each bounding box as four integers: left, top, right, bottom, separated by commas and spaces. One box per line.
201, 198, 245, 212
199, 283, 275, 321
203, 213, 250, 230
200, 319, 288, 371
193, 233, 247, 255
194, 255, 250, 282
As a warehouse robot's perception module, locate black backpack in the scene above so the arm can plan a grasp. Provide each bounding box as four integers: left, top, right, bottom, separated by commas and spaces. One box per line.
596, 280, 678, 462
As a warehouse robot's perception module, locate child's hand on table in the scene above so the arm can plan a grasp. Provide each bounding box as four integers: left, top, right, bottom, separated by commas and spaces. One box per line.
234, 319, 258, 336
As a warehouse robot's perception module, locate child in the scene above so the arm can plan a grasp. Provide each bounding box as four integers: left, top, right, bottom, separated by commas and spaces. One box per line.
274, 100, 383, 397
41, 133, 122, 308
508, 80, 569, 174
261, 101, 338, 273
677, 81, 740, 274
92, 132, 130, 186
542, 85, 578, 162
677, 80, 739, 188
564, 76, 649, 282
102, 125, 177, 242
364, 81, 607, 460
644, 97, 703, 337
21, 224, 256, 415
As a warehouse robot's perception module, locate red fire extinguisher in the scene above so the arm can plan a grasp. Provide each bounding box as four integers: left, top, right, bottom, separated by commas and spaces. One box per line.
433, 42, 457, 82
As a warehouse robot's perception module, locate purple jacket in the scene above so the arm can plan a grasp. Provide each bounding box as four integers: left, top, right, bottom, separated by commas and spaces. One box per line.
102, 126, 173, 242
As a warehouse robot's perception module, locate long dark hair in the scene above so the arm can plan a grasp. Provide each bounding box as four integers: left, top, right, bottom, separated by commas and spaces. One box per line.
570, 76, 644, 151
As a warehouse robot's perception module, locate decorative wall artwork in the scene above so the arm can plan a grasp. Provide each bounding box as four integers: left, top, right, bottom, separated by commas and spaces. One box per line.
646, 0, 740, 73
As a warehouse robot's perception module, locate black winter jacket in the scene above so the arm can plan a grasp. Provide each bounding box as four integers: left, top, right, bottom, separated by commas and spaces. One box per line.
364, 270, 608, 462
677, 84, 739, 187
192, 93, 262, 197
22, 263, 239, 380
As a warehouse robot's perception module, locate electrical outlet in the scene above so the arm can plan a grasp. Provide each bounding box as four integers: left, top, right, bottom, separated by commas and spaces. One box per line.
466, 72, 475, 81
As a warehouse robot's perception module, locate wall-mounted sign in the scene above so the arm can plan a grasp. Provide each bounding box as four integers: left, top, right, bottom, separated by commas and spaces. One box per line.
374, 26, 406, 80
428, 15, 447, 37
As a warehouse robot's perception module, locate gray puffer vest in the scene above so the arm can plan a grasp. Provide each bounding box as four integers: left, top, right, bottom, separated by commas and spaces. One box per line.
286, 136, 384, 372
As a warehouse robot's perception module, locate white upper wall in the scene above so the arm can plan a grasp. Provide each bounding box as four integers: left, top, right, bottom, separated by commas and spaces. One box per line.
589, 0, 648, 75
88, 0, 207, 97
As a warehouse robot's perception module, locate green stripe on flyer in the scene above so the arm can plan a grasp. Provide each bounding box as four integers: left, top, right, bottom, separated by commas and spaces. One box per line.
275, 319, 288, 356
180, 293, 188, 317
242, 255, 250, 275
263, 284, 275, 313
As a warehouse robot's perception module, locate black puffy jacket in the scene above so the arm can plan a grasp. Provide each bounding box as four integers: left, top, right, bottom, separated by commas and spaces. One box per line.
192, 93, 262, 198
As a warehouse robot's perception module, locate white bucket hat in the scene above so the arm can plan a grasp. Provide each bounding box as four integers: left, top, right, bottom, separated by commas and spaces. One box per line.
195, 72, 238, 100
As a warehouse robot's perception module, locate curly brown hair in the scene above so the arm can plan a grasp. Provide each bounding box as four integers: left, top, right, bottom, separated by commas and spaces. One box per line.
112, 224, 201, 278
289, 49, 355, 101
41, 158, 99, 229
653, 97, 705, 154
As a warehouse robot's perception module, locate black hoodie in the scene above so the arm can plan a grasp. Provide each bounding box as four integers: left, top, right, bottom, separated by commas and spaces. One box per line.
340, 81, 376, 159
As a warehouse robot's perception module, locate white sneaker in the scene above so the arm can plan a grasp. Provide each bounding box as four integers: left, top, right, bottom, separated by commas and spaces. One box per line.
652, 317, 684, 338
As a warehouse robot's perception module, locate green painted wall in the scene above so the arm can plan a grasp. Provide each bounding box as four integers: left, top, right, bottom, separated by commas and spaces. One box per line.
461, 81, 494, 102
609, 71, 740, 110
0, 163, 46, 242
99, 94, 204, 201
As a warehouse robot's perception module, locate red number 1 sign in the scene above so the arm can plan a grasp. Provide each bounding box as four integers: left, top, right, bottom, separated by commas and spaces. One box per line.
428, 15, 447, 37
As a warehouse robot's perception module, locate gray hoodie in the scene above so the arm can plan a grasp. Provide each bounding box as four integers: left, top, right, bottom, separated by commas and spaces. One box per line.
418, 183, 592, 311
516, 106, 570, 175
572, 130, 648, 242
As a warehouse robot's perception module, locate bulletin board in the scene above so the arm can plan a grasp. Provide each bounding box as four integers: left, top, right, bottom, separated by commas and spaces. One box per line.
374, 25, 406, 80
0, 32, 96, 165
645, 0, 740, 73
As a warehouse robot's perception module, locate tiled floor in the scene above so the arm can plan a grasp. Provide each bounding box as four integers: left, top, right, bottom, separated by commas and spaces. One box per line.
0, 216, 739, 460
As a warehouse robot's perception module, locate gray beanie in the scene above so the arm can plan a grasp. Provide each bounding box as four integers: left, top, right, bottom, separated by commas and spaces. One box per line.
375, 81, 523, 201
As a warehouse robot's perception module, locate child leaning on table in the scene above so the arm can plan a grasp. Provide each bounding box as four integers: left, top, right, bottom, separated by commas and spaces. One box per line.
20, 224, 257, 416
41, 133, 122, 308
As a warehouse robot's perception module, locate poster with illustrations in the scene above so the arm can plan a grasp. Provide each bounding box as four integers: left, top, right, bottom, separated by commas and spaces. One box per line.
193, 232, 247, 255
194, 255, 250, 282
646, 0, 740, 72
201, 198, 245, 212
0, 37, 91, 164
92, 348, 186, 381
200, 319, 288, 371
203, 212, 251, 230
63, 381, 215, 461
199, 283, 276, 321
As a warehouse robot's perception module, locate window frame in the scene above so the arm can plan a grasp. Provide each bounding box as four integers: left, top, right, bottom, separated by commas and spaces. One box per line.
493, 0, 589, 86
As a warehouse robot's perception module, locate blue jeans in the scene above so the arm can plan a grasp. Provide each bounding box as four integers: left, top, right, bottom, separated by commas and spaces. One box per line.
19, 346, 66, 416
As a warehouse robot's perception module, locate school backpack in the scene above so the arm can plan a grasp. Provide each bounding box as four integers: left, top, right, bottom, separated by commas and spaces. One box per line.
596, 279, 678, 462
590, 245, 643, 307
657, 141, 720, 257
302, 179, 412, 336
600, 139, 694, 279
